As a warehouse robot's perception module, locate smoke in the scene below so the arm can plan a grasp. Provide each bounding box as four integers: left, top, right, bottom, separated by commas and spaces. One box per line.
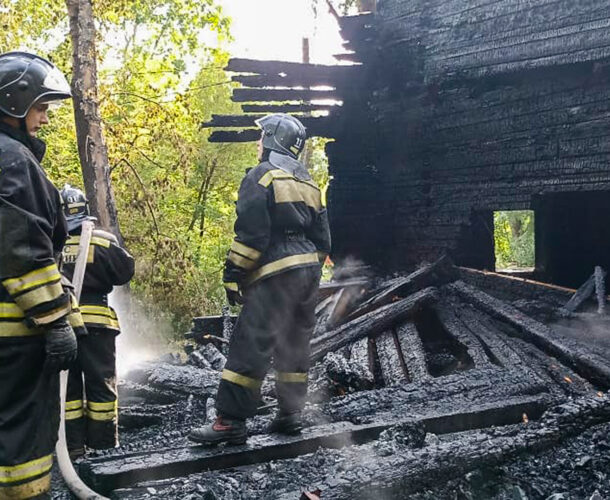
109, 285, 176, 377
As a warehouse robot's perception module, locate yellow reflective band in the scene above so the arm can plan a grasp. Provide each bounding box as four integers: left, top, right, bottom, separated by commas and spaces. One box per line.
228, 251, 258, 270
14, 282, 64, 312
258, 169, 293, 188
221, 369, 262, 390
65, 400, 83, 410
66, 235, 110, 248
224, 282, 239, 292
81, 313, 120, 330
65, 409, 84, 420
276, 372, 308, 383
86, 409, 116, 422
2, 264, 60, 296
80, 305, 117, 319
0, 303, 24, 319
0, 455, 53, 483
88, 400, 117, 411
0, 473, 50, 497
272, 178, 322, 210
0, 322, 42, 337
230, 241, 262, 261
244, 253, 320, 286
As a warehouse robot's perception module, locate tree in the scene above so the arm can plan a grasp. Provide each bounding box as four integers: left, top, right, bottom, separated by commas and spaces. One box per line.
66, 0, 120, 235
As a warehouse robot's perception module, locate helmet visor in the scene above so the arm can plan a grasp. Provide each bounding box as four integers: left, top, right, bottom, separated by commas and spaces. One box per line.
42, 65, 71, 95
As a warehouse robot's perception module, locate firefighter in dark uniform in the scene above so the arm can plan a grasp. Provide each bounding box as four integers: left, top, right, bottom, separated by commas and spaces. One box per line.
0, 52, 78, 499
60, 185, 135, 456
189, 114, 331, 445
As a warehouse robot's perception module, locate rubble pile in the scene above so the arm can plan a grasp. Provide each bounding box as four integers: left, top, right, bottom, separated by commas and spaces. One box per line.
53, 258, 610, 499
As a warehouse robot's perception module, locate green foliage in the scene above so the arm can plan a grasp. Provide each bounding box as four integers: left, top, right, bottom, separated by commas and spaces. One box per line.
3, 1, 332, 337
494, 211, 535, 270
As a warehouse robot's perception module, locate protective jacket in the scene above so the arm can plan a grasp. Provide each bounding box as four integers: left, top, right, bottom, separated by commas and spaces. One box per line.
0, 122, 70, 499
62, 228, 134, 332
223, 151, 331, 292
216, 151, 330, 421
62, 227, 134, 451
0, 122, 71, 330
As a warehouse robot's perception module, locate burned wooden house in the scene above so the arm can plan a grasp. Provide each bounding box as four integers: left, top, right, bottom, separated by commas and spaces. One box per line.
206, 0, 610, 289
60, 2, 610, 499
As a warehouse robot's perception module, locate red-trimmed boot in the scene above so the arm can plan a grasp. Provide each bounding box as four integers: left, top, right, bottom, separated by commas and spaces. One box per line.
188, 416, 247, 446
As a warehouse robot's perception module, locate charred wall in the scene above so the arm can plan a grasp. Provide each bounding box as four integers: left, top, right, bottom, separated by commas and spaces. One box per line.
328, 0, 610, 286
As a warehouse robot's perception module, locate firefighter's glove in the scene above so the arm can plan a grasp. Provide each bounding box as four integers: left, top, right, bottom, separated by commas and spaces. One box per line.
225, 286, 244, 306
44, 318, 78, 370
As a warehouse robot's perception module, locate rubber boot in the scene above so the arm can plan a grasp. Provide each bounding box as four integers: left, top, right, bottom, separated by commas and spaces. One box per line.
188, 416, 247, 446
267, 411, 303, 435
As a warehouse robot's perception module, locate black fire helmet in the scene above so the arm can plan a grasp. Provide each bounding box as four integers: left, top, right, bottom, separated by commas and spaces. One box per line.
255, 113, 307, 159
60, 184, 95, 232
0, 51, 72, 119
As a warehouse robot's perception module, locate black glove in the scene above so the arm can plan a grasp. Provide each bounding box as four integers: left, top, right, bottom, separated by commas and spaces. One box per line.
225, 288, 244, 306
44, 317, 78, 371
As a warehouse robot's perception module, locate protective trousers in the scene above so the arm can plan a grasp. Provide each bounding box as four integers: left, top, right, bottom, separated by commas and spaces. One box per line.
0, 337, 58, 499
65, 327, 118, 452
216, 266, 320, 420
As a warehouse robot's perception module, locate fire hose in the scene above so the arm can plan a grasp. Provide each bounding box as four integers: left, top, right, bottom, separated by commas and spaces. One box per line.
56, 220, 109, 499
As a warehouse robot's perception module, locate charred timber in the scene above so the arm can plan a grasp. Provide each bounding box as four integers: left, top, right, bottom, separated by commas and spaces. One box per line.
202, 115, 333, 129
208, 129, 260, 143
81, 395, 547, 495
347, 256, 455, 323
299, 394, 610, 499
232, 88, 339, 103
451, 281, 610, 388
240, 103, 339, 113
226, 58, 355, 79
310, 287, 439, 363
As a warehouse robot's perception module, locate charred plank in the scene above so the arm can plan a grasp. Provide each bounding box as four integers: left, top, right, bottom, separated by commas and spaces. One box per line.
310, 287, 439, 363
451, 280, 610, 388
232, 88, 339, 103
376, 330, 409, 385
395, 322, 429, 382
81, 395, 548, 495
346, 256, 455, 324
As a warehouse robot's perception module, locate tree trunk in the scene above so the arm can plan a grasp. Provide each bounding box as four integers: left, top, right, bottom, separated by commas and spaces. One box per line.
66, 0, 121, 236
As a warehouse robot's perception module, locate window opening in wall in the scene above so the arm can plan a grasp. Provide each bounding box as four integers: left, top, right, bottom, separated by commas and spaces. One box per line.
494, 210, 535, 272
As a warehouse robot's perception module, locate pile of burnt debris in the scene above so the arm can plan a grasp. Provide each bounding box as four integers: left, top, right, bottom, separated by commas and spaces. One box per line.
55, 257, 610, 499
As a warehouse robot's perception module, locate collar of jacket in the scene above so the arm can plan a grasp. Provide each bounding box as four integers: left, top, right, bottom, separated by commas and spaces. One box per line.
0, 121, 47, 162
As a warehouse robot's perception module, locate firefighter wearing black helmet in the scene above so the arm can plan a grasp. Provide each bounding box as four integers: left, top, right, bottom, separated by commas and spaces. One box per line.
0, 52, 78, 498
60, 185, 135, 456
189, 114, 331, 445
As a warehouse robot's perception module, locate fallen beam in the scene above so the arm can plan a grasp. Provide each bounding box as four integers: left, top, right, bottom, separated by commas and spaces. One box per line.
563, 272, 596, 314
310, 287, 439, 363
81, 395, 548, 495
376, 330, 409, 385
318, 278, 369, 301
451, 281, 610, 388
346, 256, 455, 324
395, 322, 430, 382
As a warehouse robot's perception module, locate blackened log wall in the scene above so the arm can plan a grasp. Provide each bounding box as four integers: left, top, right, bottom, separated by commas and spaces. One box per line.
328, 0, 610, 284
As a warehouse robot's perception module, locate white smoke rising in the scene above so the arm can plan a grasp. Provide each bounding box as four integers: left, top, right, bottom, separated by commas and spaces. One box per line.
109, 285, 176, 377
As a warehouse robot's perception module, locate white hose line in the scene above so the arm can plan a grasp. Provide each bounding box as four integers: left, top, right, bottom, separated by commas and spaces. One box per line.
56, 370, 109, 500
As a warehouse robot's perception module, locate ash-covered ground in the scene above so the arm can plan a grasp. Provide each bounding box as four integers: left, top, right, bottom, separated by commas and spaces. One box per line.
51, 267, 610, 499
